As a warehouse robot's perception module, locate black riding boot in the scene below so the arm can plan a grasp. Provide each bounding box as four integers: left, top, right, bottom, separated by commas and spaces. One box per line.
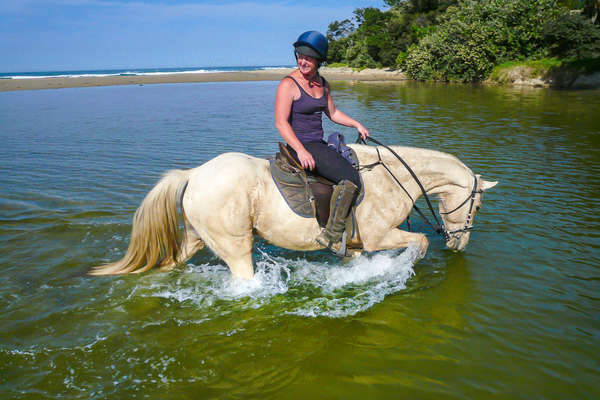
316, 180, 358, 256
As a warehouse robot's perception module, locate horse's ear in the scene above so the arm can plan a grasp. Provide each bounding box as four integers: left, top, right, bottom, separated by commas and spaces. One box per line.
481, 180, 498, 191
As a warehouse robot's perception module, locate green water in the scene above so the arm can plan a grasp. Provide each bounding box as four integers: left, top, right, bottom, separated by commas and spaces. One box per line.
1, 81, 599, 398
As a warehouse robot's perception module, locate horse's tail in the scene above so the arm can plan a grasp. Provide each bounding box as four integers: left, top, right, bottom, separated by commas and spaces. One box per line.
90, 169, 192, 275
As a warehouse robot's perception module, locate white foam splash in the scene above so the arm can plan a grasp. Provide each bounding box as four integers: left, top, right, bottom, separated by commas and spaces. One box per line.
289, 244, 420, 318
129, 244, 421, 318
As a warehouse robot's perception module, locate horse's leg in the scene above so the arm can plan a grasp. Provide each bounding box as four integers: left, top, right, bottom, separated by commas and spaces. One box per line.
222, 249, 254, 280
159, 235, 206, 273
156, 212, 206, 272
365, 228, 429, 258
203, 233, 254, 279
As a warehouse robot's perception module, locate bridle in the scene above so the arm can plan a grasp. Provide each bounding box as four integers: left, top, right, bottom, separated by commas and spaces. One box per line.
359, 136, 481, 243
440, 174, 483, 239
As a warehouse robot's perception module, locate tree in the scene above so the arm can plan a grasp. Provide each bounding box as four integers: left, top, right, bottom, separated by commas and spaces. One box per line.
327, 19, 354, 41
404, 0, 564, 81
544, 10, 600, 57
385, 0, 457, 13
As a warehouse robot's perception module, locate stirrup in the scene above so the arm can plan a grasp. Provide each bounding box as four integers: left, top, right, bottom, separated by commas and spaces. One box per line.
317, 230, 348, 257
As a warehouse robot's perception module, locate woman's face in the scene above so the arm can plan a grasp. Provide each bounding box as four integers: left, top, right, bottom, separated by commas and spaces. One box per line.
296, 53, 318, 76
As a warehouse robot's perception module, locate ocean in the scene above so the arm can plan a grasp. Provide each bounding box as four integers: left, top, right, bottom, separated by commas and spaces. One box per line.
0, 65, 294, 79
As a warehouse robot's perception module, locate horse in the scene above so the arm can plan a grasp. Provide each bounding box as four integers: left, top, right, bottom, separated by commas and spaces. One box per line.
90, 144, 498, 279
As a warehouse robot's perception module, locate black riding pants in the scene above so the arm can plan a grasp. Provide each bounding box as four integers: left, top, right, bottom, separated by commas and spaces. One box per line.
287, 141, 361, 191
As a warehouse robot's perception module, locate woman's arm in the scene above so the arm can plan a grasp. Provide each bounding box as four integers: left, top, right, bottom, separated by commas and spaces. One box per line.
324, 83, 370, 139
275, 79, 316, 170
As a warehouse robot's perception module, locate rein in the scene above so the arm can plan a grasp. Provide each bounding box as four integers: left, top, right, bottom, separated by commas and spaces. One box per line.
358, 136, 480, 241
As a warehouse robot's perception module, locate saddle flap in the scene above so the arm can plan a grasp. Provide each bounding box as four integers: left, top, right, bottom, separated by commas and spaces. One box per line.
309, 181, 333, 227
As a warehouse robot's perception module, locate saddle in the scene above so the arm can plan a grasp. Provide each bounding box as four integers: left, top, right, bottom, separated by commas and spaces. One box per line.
270, 142, 364, 252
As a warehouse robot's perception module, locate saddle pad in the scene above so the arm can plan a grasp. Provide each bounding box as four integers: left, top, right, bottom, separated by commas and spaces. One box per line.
270, 158, 314, 218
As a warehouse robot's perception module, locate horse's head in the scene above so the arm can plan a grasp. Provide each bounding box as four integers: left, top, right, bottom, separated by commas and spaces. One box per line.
439, 174, 498, 251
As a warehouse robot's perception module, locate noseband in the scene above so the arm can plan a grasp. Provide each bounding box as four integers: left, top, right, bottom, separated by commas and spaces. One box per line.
440, 175, 483, 238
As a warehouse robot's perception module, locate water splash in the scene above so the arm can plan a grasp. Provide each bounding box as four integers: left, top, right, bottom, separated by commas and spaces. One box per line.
126, 244, 421, 319
289, 244, 420, 317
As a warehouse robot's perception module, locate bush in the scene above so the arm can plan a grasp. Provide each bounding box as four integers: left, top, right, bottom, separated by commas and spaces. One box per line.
327, 37, 351, 64
325, 62, 349, 68
404, 0, 562, 81
395, 51, 408, 67
348, 45, 381, 69
327, 0, 600, 81
544, 11, 600, 59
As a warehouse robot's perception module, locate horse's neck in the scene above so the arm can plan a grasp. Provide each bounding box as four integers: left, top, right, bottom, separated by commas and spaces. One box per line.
356, 145, 472, 195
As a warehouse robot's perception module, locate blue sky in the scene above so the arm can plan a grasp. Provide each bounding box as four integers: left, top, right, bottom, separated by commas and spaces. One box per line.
0, 0, 386, 72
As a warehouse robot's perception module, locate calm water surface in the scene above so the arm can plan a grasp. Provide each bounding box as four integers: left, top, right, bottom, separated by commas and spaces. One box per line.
1, 81, 599, 399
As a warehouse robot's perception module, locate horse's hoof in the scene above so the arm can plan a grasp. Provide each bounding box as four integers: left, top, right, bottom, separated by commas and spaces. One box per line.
345, 249, 362, 259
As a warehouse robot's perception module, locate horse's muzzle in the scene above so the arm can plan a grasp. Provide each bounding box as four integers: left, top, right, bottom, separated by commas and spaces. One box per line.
446, 231, 471, 251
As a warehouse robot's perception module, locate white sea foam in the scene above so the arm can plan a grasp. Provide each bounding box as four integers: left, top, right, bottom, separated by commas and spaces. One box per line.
132, 69, 217, 76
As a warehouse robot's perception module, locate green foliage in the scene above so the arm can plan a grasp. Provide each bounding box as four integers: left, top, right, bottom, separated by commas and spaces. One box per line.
327, 0, 600, 82
326, 2, 450, 69
543, 11, 600, 58
404, 0, 564, 81
561, 57, 600, 73
395, 51, 408, 67
326, 62, 349, 68
327, 37, 352, 64
400, 0, 453, 13
327, 19, 354, 41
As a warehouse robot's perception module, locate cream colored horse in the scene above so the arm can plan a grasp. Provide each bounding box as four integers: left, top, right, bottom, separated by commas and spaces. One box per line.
90, 145, 498, 278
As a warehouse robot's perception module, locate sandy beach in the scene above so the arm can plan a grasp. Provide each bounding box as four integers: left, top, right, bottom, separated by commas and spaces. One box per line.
0, 67, 409, 92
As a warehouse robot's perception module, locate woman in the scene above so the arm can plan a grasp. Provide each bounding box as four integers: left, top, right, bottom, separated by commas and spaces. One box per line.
275, 30, 370, 255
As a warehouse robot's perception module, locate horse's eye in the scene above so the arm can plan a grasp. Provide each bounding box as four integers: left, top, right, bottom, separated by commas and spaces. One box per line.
475, 205, 481, 211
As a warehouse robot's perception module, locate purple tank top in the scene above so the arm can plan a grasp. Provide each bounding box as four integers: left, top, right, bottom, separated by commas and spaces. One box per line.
286, 76, 328, 144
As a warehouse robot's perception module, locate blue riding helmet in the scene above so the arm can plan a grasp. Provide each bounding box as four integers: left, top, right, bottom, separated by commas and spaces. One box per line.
293, 31, 328, 62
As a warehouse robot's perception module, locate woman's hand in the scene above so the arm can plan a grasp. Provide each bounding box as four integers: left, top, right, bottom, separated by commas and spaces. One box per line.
357, 124, 370, 140
297, 148, 316, 171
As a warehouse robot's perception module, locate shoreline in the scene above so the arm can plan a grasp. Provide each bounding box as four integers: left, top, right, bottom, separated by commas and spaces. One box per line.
0, 67, 409, 92
2, 66, 597, 92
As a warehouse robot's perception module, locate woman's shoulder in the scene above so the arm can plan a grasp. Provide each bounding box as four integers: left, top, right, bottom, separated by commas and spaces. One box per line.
278, 72, 298, 87
278, 72, 302, 92
276, 73, 301, 101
